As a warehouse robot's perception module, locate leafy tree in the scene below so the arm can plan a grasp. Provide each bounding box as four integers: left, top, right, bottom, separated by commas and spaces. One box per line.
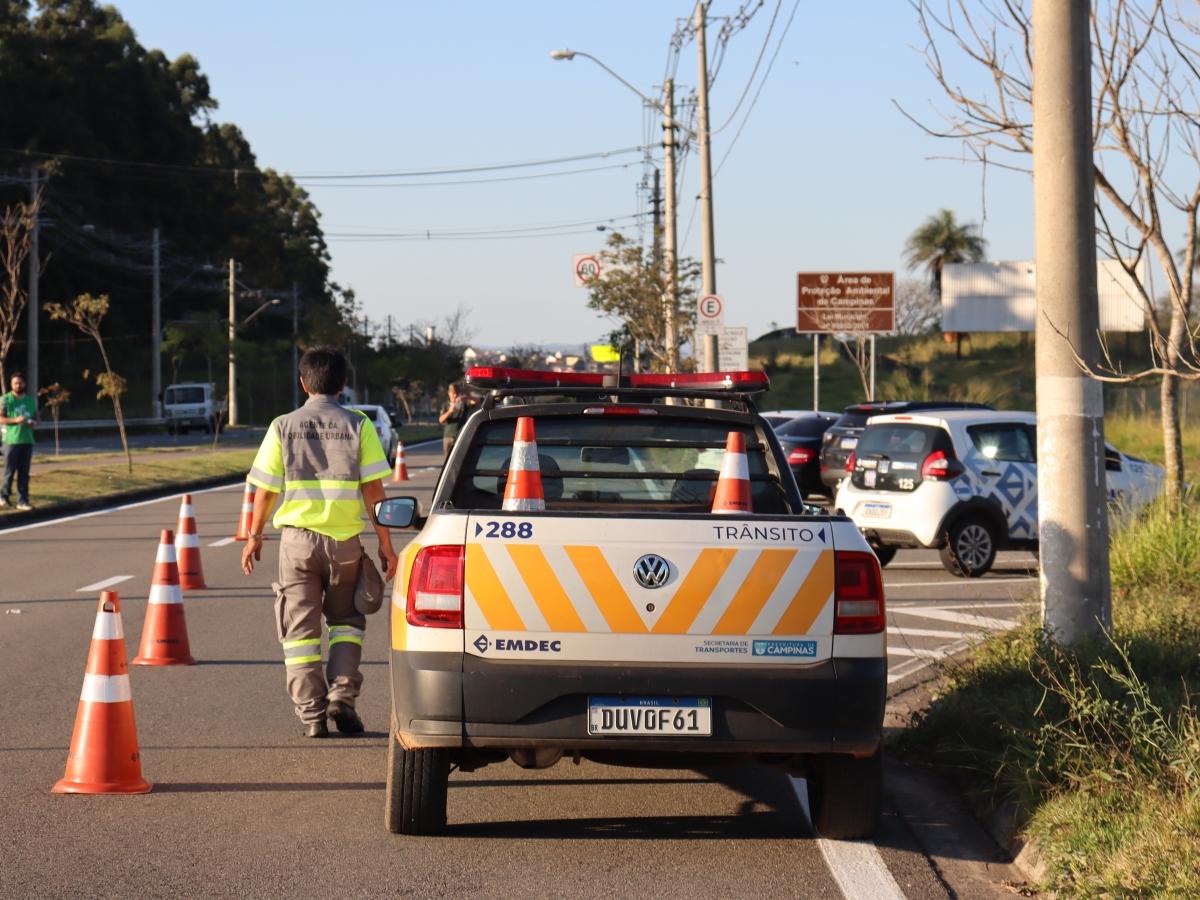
585, 233, 701, 372
902, 209, 987, 295
37, 381, 69, 455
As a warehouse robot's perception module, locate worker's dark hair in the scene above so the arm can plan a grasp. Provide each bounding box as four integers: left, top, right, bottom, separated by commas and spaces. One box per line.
9, 371, 24, 381
298, 347, 347, 395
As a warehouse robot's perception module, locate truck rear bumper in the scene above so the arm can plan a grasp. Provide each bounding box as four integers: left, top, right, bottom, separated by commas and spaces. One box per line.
390, 650, 885, 757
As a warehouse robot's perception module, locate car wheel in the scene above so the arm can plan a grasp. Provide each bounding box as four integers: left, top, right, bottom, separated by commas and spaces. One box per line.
807, 747, 883, 839
872, 545, 897, 567
384, 714, 448, 835
939, 515, 997, 578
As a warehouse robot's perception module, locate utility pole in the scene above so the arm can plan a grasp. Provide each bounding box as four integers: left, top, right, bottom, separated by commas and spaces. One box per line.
228, 259, 238, 427
650, 167, 662, 251
151, 228, 161, 418
27, 166, 39, 397
662, 77, 679, 373
696, 2, 719, 377
1032, 0, 1110, 642
291, 282, 299, 410
813, 335, 820, 411
869, 335, 876, 401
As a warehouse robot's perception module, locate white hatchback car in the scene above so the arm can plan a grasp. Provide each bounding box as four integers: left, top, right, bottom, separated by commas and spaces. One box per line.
834, 410, 1164, 576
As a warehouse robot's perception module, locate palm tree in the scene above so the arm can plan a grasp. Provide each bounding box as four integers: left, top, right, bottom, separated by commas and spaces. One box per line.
903, 209, 987, 294
904, 209, 987, 358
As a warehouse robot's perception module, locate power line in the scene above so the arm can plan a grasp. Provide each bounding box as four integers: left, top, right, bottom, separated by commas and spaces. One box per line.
325, 213, 640, 238
713, 0, 801, 177
295, 161, 638, 189
710, 0, 783, 134
293, 147, 645, 179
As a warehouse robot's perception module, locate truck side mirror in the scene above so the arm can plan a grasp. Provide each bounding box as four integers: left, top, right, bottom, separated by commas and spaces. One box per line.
373, 497, 421, 529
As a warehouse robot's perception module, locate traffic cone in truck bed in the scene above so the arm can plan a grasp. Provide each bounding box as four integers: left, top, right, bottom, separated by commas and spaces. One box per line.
175, 494, 208, 589
711, 431, 752, 515
132, 530, 197, 666
502, 417, 544, 511
392, 443, 410, 482
52, 591, 152, 794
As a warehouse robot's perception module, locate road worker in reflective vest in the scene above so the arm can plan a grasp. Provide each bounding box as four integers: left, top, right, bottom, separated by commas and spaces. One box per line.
242, 347, 398, 738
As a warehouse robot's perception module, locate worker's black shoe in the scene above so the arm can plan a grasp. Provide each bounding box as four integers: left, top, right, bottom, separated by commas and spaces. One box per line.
304, 720, 329, 738
326, 700, 364, 734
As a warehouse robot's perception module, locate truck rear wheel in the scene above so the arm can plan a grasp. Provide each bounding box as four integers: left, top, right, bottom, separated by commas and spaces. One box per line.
806, 747, 883, 839
384, 714, 449, 835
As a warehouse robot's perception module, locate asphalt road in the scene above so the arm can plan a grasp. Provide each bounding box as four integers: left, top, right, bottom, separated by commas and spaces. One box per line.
0, 441, 1027, 899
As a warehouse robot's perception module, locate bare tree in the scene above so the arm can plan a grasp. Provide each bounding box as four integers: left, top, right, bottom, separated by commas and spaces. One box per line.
894, 278, 943, 334
906, 0, 1200, 507
837, 333, 875, 401
0, 188, 44, 388
46, 294, 133, 473
37, 382, 70, 456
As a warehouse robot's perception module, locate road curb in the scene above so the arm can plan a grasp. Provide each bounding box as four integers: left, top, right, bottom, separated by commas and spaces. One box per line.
0, 471, 247, 531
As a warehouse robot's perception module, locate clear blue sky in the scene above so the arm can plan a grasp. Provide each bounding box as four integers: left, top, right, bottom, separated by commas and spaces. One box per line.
114, 0, 1034, 348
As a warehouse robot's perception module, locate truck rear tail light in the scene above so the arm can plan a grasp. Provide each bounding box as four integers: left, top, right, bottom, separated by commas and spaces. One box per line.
845, 451, 857, 473
407, 545, 464, 629
788, 447, 815, 465
834, 551, 884, 634
921, 449, 965, 480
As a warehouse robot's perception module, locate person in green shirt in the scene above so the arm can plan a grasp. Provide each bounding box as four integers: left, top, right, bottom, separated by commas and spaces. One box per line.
1, 372, 38, 510
437, 382, 476, 463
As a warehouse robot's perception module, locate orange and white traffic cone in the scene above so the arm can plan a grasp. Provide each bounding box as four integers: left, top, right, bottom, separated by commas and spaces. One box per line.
392, 443, 410, 482
52, 590, 152, 794
234, 479, 255, 541
502, 416, 544, 511
132, 530, 196, 666
174, 494, 208, 590
711, 431, 753, 515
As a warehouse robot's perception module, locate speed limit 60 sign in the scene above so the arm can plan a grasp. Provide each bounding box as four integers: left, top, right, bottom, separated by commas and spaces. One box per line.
572, 252, 604, 288
695, 294, 724, 334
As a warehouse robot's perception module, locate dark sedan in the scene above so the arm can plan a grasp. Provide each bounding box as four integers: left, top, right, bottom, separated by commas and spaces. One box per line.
768, 411, 841, 499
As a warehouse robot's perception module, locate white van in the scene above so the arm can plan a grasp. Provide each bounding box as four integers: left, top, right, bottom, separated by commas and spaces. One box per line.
163, 382, 226, 434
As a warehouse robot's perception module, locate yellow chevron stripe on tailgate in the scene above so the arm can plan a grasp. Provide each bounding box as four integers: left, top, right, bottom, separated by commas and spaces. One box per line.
652, 547, 738, 634
465, 543, 526, 630
506, 544, 587, 632
712, 549, 797, 634
772, 549, 835, 635
564, 545, 648, 633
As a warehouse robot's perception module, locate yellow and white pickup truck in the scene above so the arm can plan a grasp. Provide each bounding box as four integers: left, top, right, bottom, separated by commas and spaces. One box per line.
373, 368, 887, 839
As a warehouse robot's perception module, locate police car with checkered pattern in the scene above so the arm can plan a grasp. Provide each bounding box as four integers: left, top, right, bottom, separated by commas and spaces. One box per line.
372, 368, 888, 840
835, 409, 1164, 576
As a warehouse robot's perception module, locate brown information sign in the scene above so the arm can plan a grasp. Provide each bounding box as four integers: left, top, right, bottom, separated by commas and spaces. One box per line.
796, 271, 895, 334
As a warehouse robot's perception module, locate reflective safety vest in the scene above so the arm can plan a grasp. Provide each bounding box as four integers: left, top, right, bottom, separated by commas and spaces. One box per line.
247, 395, 391, 541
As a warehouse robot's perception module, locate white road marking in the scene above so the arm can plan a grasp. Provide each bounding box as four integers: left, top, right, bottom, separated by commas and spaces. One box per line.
884, 577, 1037, 588
888, 626, 964, 639
790, 777, 907, 900
0, 482, 243, 535
208, 536, 236, 547
76, 575, 133, 592
890, 607, 1020, 631
887, 645, 955, 659
932, 601, 1026, 610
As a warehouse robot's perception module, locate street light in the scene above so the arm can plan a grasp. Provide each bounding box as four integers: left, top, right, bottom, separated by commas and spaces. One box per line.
549, 48, 694, 137
243, 297, 280, 324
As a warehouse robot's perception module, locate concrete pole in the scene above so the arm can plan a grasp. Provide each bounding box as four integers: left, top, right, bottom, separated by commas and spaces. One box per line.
292, 283, 299, 410
27, 166, 39, 397
151, 228, 161, 418
662, 77, 679, 374
869, 335, 876, 401
1032, 0, 1111, 642
695, 2, 717, 370
228, 259, 238, 427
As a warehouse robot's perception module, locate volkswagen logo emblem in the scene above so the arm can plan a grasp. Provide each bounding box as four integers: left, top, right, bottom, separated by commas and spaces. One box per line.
633, 554, 671, 589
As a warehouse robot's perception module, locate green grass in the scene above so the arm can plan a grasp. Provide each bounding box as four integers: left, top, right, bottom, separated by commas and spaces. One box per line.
0, 449, 258, 514
903, 497, 1200, 897
395, 425, 443, 444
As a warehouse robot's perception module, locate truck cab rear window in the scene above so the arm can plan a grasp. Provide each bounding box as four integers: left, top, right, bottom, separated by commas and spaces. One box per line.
453, 416, 791, 513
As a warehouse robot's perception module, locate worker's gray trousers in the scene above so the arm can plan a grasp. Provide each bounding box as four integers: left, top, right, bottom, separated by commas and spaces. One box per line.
274, 528, 367, 725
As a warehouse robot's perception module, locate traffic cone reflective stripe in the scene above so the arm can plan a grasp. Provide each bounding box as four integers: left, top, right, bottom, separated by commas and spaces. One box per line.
392, 443, 410, 482
132, 530, 196, 666
235, 479, 255, 541
174, 494, 208, 590
52, 591, 152, 794
502, 417, 544, 512
711, 431, 753, 515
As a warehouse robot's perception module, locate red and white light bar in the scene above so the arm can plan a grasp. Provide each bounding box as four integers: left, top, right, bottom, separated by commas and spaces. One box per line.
464, 367, 769, 392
